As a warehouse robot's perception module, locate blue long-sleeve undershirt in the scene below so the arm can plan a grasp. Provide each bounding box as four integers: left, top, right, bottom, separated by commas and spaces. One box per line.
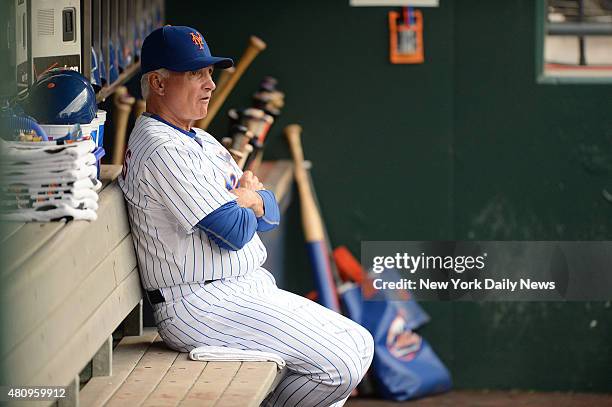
256, 190, 280, 232
196, 190, 280, 251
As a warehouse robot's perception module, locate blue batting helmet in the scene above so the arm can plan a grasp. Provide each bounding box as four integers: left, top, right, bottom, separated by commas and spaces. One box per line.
26, 69, 97, 124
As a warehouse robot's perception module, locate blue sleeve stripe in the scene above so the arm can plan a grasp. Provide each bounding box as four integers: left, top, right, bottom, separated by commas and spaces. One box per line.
198, 225, 239, 251
261, 215, 280, 225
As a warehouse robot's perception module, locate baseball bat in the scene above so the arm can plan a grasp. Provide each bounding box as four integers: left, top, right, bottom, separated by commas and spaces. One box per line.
298, 165, 346, 303
245, 150, 265, 173
285, 124, 341, 312
235, 143, 253, 169
215, 66, 236, 93
221, 137, 232, 149
304, 161, 343, 287
112, 86, 136, 165
133, 99, 146, 119
195, 36, 267, 130
222, 137, 253, 170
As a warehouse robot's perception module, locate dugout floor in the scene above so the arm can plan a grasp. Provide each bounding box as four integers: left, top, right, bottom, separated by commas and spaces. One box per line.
346, 390, 612, 406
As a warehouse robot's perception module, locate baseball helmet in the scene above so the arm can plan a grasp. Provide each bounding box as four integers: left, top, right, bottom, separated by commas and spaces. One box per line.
25, 69, 97, 124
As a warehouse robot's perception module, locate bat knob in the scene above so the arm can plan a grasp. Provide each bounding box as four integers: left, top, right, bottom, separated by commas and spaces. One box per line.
249, 36, 267, 51
284, 124, 303, 146
284, 124, 302, 136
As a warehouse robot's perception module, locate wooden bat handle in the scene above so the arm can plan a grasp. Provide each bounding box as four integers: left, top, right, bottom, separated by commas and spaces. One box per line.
236, 143, 253, 169
112, 86, 136, 165
215, 66, 235, 92
284, 124, 325, 242
221, 137, 232, 149
245, 150, 264, 173
195, 36, 267, 130
133, 99, 146, 119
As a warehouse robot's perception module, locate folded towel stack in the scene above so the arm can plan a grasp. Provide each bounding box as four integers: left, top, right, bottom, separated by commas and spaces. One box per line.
0, 138, 103, 222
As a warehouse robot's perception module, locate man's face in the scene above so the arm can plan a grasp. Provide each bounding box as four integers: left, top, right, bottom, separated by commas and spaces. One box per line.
161, 66, 216, 122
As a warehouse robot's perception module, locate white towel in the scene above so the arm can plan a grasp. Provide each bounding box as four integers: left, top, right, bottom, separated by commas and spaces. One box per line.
4, 177, 101, 193
0, 152, 97, 172
0, 204, 97, 222
1, 196, 99, 211
0, 139, 95, 161
2, 165, 97, 183
189, 346, 286, 369
3, 187, 99, 202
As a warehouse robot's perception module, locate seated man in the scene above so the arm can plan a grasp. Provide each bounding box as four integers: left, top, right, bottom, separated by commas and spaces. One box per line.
119, 25, 373, 407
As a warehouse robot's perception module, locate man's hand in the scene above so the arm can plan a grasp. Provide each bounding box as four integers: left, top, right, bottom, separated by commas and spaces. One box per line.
238, 171, 264, 191
230, 187, 264, 217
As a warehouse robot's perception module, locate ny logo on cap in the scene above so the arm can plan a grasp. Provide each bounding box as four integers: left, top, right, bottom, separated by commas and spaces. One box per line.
190, 32, 204, 50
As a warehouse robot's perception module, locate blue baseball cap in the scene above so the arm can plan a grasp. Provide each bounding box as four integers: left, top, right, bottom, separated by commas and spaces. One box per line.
141, 25, 233, 74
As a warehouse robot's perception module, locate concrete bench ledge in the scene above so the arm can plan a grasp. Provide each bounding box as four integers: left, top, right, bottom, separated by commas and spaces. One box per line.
0, 162, 291, 407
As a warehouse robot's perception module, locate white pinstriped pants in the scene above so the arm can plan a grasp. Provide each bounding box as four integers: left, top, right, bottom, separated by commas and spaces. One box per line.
153, 268, 374, 407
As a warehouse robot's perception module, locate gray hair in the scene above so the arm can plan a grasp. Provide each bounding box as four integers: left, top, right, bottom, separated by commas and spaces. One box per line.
141, 68, 170, 99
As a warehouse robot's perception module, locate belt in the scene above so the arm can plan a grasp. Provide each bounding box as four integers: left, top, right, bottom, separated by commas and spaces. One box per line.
147, 280, 215, 305
146, 289, 166, 305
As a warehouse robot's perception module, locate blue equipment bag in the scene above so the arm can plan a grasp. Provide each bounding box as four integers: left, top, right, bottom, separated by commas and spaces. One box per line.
340, 269, 452, 401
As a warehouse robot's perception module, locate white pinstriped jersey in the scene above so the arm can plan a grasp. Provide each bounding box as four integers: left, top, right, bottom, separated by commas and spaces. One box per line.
118, 114, 267, 291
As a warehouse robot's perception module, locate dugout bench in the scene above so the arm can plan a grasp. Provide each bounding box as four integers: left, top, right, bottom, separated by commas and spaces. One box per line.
0, 161, 293, 407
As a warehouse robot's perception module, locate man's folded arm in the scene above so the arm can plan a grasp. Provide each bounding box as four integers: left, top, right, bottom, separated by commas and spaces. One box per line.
196, 201, 257, 250
196, 189, 280, 250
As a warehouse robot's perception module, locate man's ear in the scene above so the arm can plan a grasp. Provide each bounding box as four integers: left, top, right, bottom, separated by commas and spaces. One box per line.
149, 72, 165, 96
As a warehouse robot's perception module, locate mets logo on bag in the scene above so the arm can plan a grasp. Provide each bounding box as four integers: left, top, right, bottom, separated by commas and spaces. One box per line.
386, 310, 422, 361
190, 32, 204, 50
